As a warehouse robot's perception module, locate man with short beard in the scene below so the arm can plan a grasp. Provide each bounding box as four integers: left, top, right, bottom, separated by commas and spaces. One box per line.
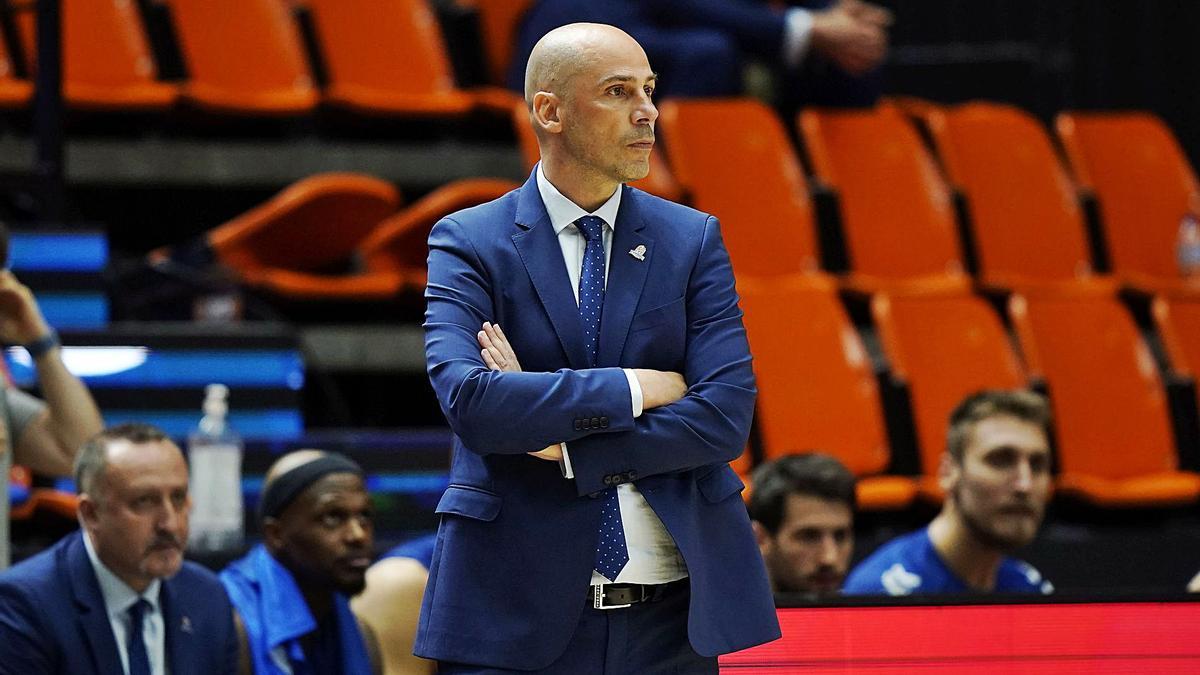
0, 423, 238, 674
844, 390, 1055, 595
220, 450, 380, 675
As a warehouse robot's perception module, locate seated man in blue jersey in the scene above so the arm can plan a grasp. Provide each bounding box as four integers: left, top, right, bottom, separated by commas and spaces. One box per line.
221, 450, 381, 675
844, 390, 1055, 596
353, 534, 437, 675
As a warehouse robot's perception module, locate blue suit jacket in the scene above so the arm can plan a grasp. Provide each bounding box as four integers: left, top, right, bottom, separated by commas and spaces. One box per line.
415, 171, 780, 669
0, 531, 238, 675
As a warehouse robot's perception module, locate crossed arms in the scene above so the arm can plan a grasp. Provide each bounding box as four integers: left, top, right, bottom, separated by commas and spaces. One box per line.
424, 213, 756, 495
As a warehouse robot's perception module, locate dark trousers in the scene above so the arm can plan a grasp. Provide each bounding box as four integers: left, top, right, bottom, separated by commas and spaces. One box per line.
438, 581, 717, 675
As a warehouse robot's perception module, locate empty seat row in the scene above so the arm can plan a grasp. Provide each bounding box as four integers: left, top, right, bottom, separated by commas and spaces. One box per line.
156, 172, 518, 300
654, 98, 1200, 297
0, 0, 519, 116
739, 275, 1200, 511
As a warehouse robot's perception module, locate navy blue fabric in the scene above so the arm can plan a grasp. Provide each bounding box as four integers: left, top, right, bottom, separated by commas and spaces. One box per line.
575, 215, 630, 581
508, 0, 880, 105
416, 170, 779, 669
0, 531, 238, 675
843, 528, 1054, 596
126, 599, 152, 675
383, 534, 438, 570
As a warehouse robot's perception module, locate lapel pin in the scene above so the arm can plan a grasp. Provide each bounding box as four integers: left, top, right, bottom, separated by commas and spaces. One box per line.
628, 244, 647, 261
181, 616, 193, 634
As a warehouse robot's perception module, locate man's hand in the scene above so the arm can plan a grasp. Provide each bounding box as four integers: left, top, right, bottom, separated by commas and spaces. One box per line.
810, 0, 891, 75
0, 271, 51, 345
478, 322, 563, 462
633, 369, 687, 410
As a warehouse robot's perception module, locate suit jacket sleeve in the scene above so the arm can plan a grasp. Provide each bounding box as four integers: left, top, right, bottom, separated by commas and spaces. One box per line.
564, 215, 756, 495
0, 580, 55, 674
425, 215, 637, 455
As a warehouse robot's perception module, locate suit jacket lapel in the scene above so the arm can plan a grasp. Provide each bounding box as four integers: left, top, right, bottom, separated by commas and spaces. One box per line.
65, 533, 125, 675
512, 173, 590, 370
598, 187, 654, 367
160, 580, 189, 675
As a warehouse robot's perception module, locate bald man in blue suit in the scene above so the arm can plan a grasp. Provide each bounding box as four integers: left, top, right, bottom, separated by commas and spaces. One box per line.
417, 22, 778, 674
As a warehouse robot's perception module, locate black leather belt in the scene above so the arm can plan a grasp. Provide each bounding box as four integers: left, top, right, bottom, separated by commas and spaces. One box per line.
590, 578, 688, 610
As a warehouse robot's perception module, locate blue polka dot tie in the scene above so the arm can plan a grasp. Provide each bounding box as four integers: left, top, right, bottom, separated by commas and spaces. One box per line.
577, 216, 629, 581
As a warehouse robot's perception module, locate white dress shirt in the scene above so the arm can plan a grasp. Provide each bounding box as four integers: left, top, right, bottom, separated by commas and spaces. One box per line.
536, 165, 688, 586
83, 532, 168, 675
783, 8, 816, 68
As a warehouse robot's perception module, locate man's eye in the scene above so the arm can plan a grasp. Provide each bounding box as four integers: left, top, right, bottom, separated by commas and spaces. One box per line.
644, 87, 655, 97
609, 86, 625, 96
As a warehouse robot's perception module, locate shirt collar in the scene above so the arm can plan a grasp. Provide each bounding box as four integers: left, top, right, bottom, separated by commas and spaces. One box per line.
536, 163, 622, 235
83, 529, 161, 617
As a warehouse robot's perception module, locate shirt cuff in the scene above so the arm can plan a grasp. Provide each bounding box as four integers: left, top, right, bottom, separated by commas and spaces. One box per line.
783, 7, 814, 68
559, 443, 574, 479
622, 368, 643, 418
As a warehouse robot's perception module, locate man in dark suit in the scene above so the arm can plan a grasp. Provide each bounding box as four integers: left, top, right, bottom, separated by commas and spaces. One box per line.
508, 0, 891, 106
417, 22, 779, 673
0, 423, 238, 675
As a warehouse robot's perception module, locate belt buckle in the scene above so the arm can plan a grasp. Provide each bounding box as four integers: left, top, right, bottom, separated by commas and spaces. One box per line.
593, 584, 632, 610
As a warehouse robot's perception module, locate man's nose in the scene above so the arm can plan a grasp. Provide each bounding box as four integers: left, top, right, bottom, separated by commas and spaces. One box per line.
1012, 460, 1035, 493
345, 517, 369, 544
634, 91, 657, 125
819, 535, 841, 564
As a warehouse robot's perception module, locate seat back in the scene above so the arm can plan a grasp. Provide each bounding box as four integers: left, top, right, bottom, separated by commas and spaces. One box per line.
739, 274, 890, 476
168, 0, 316, 113
1056, 112, 1200, 282
306, 0, 457, 97
1010, 291, 1177, 479
510, 100, 684, 202
928, 102, 1093, 284
211, 173, 400, 274
0, 23, 30, 106
659, 98, 819, 276
12, 0, 175, 108
474, 0, 534, 86
799, 104, 964, 282
1154, 295, 1200, 379
362, 178, 519, 280
872, 292, 1026, 475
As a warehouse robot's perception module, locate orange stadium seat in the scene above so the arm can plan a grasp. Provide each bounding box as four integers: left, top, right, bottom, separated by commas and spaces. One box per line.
358, 177, 520, 293
925, 102, 1107, 291
472, 0, 534, 86
798, 103, 969, 292
0, 24, 31, 107
167, 0, 318, 115
208, 173, 401, 298
11, 0, 178, 110
872, 291, 1027, 501
1153, 294, 1200, 417
305, 0, 517, 117
510, 100, 684, 203
738, 273, 918, 510
659, 98, 820, 276
1056, 111, 1200, 294
1010, 287, 1200, 507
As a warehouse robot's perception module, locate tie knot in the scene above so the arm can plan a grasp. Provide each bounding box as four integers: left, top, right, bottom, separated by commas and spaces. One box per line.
128, 598, 150, 624
576, 216, 605, 242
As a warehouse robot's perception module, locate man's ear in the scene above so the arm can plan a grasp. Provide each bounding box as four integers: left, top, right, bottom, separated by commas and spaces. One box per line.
261, 517, 283, 551
77, 493, 98, 529
938, 453, 960, 494
532, 91, 563, 135
751, 520, 772, 553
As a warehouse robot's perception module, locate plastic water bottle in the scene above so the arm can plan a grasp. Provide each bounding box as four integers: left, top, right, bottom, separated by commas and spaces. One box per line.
187, 384, 244, 552
1178, 213, 1200, 278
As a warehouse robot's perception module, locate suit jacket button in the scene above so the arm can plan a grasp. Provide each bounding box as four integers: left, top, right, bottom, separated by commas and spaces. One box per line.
574, 419, 583, 431
590, 416, 600, 429
627, 471, 637, 481
600, 416, 609, 428
603, 475, 613, 485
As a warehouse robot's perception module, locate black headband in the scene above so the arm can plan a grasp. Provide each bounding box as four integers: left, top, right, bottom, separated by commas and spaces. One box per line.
258, 453, 363, 520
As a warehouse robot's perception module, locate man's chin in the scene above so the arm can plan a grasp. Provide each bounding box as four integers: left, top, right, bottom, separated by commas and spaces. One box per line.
142, 552, 184, 579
